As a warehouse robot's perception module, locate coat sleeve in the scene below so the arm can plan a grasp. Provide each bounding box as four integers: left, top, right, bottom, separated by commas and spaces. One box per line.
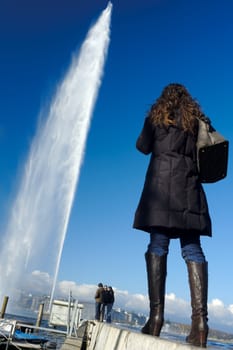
136, 117, 154, 154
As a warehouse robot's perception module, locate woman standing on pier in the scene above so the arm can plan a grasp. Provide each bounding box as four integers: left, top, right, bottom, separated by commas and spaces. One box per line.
133, 83, 211, 348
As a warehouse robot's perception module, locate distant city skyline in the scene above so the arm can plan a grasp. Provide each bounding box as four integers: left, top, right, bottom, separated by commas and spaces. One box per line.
4, 281, 233, 334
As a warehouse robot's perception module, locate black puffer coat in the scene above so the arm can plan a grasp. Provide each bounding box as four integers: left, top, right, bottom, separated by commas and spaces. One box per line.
133, 117, 212, 237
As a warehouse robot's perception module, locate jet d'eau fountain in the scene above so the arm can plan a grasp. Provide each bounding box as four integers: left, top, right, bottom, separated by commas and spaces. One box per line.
0, 2, 112, 312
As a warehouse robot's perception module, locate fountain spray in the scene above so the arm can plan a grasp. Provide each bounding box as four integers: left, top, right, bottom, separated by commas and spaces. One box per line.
0, 2, 112, 312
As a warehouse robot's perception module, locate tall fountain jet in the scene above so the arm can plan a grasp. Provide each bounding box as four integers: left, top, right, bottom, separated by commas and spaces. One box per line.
0, 2, 112, 312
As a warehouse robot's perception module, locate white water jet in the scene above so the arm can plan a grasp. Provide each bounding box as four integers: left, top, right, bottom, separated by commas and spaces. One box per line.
0, 2, 112, 311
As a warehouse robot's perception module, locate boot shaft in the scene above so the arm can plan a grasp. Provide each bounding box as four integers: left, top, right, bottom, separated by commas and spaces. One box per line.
142, 252, 167, 337
186, 261, 208, 347
145, 252, 167, 305
187, 261, 208, 318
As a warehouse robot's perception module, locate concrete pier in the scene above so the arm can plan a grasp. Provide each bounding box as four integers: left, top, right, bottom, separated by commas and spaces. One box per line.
63, 320, 206, 350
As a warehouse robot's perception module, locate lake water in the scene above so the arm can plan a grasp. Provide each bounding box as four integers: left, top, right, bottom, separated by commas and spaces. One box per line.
163, 332, 233, 350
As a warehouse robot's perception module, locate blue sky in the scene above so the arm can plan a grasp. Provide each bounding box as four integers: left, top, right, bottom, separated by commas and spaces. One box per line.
0, 0, 233, 332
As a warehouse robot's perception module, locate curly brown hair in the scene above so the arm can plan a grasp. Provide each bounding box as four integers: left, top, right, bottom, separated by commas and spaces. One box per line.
148, 83, 204, 133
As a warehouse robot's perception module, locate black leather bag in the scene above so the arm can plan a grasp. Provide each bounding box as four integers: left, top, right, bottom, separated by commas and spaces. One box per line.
196, 118, 229, 183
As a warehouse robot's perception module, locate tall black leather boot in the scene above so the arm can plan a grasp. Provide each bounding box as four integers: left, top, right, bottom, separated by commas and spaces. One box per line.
186, 261, 208, 348
141, 252, 167, 336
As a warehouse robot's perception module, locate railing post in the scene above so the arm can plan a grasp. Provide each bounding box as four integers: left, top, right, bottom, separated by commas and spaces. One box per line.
36, 303, 45, 327
0, 296, 9, 318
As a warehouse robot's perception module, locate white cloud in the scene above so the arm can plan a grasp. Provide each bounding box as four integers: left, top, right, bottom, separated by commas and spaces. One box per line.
210, 298, 224, 307
31, 270, 51, 282
117, 290, 148, 313
228, 304, 233, 314
165, 293, 190, 319
19, 270, 52, 294
58, 280, 96, 302
208, 299, 233, 329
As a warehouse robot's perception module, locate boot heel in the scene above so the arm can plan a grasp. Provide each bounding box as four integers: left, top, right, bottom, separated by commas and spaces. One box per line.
199, 330, 207, 348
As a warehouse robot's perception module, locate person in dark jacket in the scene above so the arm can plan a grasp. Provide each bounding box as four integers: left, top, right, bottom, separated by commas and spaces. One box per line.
101, 285, 115, 323
94, 282, 104, 321
106, 286, 115, 323
133, 83, 212, 348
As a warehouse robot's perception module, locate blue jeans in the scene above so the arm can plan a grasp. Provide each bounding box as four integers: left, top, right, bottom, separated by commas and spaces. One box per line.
95, 302, 102, 320
106, 303, 113, 323
147, 230, 206, 263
